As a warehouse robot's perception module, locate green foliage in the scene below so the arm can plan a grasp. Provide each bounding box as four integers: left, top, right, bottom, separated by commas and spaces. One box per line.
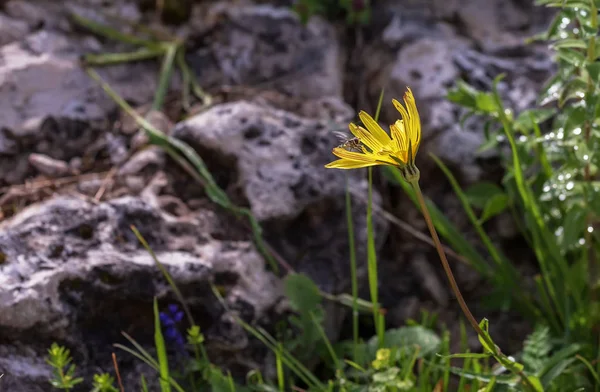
91, 373, 119, 392
283, 273, 327, 361
46, 343, 84, 391
442, 0, 600, 388
522, 325, 553, 373
44, 1, 600, 391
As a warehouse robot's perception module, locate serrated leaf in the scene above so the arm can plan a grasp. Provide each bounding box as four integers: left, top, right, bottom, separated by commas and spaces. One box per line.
284, 273, 321, 313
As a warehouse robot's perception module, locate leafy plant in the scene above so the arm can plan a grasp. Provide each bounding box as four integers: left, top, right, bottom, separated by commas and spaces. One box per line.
46, 343, 84, 391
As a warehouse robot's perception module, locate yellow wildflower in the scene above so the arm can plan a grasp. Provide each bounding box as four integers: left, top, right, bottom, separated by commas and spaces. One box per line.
325, 88, 422, 180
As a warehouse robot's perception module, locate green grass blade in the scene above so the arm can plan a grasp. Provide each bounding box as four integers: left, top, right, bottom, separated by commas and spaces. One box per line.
69, 12, 159, 48
113, 344, 186, 392
130, 226, 197, 328
152, 43, 178, 111
154, 298, 171, 392
210, 285, 324, 389
83, 48, 164, 66
276, 344, 285, 392
141, 375, 149, 392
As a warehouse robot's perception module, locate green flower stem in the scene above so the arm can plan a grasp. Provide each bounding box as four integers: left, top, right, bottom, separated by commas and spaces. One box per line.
410, 178, 538, 391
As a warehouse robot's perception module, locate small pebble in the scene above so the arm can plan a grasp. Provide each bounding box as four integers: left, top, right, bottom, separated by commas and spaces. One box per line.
28, 153, 70, 178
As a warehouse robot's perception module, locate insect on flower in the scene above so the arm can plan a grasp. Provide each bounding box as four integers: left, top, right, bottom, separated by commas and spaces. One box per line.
325, 87, 422, 182
333, 130, 363, 152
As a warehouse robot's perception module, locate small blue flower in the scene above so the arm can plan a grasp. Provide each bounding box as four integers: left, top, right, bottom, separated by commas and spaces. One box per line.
159, 304, 186, 354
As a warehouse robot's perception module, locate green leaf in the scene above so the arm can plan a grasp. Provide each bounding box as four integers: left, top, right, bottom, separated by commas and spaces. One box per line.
480, 193, 509, 223
556, 48, 586, 66
560, 78, 589, 106
586, 62, 600, 84
154, 298, 171, 392
514, 109, 557, 133
477, 319, 495, 350
447, 80, 479, 109
552, 38, 588, 49
483, 377, 497, 392
437, 352, 493, 359
538, 74, 565, 106
372, 367, 400, 383
284, 273, 322, 314
367, 326, 441, 359
561, 205, 586, 249
526, 376, 544, 392
476, 93, 499, 113
465, 182, 505, 209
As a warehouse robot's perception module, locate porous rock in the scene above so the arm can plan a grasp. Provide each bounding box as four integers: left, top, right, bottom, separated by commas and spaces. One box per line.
186, 4, 344, 99
0, 0, 169, 186
172, 100, 388, 338
0, 195, 281, 389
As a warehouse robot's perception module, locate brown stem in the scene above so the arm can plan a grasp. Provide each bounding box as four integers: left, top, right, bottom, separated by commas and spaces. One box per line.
410, 180, 490, 344
409, 179, 537, 390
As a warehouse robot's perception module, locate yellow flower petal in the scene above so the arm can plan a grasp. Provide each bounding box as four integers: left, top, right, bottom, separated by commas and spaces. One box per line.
390, 120, 407, 153
358, 111, 392, 147
348, 123, 382, 152
325, 159, 380, 169
404, 88, 421, 156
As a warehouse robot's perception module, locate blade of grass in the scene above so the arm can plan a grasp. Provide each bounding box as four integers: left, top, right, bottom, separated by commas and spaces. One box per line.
176, 50, 212, 108
69, 12, 159, 48
152, 43, 178, 111
83, 48, 164, 66
141, 375, 149, 392
130, 225, 196, 328
276, 343, 285, 392
210, 284, 324, 390
113, 344, 186, 392
154, 297, 171, 392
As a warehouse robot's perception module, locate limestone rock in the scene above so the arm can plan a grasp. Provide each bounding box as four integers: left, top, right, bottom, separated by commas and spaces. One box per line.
0, 195, 281, 389
186, 4, 344, 99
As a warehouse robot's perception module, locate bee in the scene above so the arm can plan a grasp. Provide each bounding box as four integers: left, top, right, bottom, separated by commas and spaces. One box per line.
333, 131, 362, 152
